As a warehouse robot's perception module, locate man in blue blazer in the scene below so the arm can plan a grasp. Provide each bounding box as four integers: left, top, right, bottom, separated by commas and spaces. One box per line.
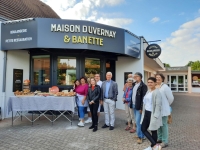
100, 72, 118, 130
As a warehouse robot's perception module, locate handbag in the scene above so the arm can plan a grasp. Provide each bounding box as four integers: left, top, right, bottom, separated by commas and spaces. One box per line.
167, 114, 172, 124
167, 106, 172, 124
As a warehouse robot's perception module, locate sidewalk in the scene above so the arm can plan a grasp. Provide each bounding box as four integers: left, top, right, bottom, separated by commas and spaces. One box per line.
0, 93, 199, 150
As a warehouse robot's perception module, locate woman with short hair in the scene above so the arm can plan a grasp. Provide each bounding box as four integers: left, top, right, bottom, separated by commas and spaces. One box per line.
122, 78, 136, 133
141, 77, 162, 150
156, 73, 174, 148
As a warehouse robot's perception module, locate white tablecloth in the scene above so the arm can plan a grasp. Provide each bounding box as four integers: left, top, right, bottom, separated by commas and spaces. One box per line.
8, 96, 76, 113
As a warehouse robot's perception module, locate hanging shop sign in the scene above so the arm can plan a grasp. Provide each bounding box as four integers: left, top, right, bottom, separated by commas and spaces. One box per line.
146, 44, 161, 59
13, 69, 23, 92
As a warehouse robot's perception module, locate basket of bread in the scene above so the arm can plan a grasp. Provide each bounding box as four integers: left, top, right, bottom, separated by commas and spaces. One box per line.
23, 79, 30, 85
37, 92, 52, 97
54, 90, 76, 97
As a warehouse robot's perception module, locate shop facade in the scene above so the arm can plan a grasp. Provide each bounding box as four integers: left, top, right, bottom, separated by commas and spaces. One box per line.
0, 18, 145, 118
158, 67, 192, 93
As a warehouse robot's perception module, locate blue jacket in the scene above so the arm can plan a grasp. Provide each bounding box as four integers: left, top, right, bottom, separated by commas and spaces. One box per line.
123, 87, 133, 106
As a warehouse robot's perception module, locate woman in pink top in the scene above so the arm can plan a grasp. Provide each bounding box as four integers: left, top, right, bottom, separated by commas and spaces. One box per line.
75, 77, 89, 127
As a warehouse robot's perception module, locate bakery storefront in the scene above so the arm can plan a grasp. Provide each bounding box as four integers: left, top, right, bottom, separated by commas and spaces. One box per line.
0, 18, 144, 118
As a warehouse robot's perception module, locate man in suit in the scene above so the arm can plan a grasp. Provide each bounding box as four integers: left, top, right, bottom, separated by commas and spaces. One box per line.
100, 72, 118, 130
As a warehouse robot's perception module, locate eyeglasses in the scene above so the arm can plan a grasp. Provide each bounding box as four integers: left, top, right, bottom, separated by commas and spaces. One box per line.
95, 76, 100, 77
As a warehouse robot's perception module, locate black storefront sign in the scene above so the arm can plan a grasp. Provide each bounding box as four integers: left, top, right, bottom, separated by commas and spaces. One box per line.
13, 69, 23, 92
1, 18, 141, 58
146, 44, 161, 59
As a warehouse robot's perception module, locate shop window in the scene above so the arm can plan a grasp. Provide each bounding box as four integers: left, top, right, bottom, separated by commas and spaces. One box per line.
106, 61, 111, 73
85, 58, 100, 78
106, 60, 116, 81
32, 55, 50, 85
57, 57, 76, 85
192, 74, 200, 87
167, 75, 170, 87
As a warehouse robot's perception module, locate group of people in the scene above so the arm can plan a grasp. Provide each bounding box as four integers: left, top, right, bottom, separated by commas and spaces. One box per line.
74, 72, 118, 132
73, 71, 174, 150
122, 73, 174, 150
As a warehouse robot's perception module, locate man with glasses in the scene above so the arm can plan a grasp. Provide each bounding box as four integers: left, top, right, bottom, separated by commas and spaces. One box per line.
132, 72, 147, 144
94, 74, 103, 122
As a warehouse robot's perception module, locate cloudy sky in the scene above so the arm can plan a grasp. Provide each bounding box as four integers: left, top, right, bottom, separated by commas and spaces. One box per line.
41, 0, 200, 66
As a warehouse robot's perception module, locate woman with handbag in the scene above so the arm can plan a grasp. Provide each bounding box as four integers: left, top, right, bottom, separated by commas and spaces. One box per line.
141, 77, 162, 150
156, 74, 174, 148
87, 78, 101, 132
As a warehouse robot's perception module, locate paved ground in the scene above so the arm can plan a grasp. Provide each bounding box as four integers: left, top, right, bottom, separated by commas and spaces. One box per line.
0, 93, 200, 150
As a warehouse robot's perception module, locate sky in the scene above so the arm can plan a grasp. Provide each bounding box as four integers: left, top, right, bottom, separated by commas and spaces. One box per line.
41, 0, 200, 66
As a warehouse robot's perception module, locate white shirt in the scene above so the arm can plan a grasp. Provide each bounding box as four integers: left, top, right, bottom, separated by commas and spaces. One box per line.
132, 82, 140, 105
143, 91, 153, 112
97, 80, 102, 88
158, 83, 174, 116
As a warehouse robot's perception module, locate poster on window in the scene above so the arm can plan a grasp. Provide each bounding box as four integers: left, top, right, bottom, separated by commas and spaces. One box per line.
13, 69, 23, 92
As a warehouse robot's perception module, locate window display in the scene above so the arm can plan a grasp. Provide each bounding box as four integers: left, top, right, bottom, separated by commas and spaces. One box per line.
32, 55, 50, 85
57, 57, 76, 85
85, 58, 100, 78
192, 74, 200, 87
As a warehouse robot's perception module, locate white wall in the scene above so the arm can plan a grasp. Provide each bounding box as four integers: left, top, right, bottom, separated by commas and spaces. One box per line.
192, 88, 200, 93
0, 22, 3, 119
116, 56, 144, 110
3, 50, 30, 118
144, 65, 157, 75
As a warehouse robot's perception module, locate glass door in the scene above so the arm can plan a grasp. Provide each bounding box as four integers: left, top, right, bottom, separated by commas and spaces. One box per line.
167, 75, 188, 92
185, 75, 188, 91
178, 76, 184, 92
170, 76, 178, 92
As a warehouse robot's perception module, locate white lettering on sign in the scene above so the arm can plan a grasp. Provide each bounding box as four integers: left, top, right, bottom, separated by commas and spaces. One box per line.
51, 24, 117, 38
51, 24, 81, 33
5, 37, 32, 43
10, 29, 27, 34
167, 68, 181, 71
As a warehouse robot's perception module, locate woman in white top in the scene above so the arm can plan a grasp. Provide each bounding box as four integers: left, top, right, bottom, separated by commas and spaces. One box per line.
156, 74, 174, 148
141, 77, 162, 150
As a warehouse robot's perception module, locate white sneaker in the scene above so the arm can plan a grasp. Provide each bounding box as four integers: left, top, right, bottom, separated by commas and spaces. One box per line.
85, 118, 92, 123
77, 121, 84, 127
152, 145, 161, 150
144, 146, 152, 150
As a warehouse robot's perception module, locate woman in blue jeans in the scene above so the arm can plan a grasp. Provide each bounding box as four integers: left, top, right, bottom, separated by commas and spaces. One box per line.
75, 77, 89, 127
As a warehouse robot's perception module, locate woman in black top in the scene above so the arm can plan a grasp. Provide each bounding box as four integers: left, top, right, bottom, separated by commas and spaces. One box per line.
87, 78, 101, 132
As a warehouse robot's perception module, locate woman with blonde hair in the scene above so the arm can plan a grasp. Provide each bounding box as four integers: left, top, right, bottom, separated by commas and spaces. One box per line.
87, 78, 101, 132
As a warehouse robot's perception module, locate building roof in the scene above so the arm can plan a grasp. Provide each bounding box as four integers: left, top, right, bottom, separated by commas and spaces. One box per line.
0, 0, 60, 20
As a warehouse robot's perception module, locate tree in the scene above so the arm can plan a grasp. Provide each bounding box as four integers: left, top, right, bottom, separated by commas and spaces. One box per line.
164, 63, 171, 67
191, 61, 200, 71
186, 61, 194, 67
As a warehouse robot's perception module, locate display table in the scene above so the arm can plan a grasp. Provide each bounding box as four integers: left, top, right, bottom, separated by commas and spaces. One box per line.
8, 96, 77, 126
